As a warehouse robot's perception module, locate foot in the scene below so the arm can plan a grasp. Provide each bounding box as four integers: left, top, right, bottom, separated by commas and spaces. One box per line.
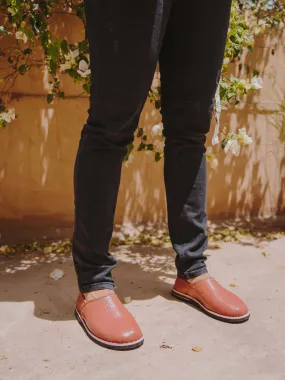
172, 276, 250, 323
75, 289, 144, 350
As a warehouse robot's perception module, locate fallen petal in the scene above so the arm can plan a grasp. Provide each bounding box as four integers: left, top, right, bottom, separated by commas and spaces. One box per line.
49, 269, 64, 280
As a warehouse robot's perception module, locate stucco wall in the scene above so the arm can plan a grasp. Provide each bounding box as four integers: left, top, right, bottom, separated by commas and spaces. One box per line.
0, 13, 284, 240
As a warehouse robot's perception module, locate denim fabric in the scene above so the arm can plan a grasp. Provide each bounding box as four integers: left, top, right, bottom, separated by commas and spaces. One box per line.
73, 0, 232, 292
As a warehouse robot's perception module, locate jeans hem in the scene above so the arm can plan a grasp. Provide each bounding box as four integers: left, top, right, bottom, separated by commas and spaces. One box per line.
179, 266, 208, 280
79, 282, 115, 293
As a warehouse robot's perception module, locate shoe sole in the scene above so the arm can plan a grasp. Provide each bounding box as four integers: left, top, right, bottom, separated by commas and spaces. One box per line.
75, 309, 144, 351
171, 289, 250, 324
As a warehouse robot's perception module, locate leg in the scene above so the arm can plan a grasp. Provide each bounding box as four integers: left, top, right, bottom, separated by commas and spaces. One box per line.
160, 0, 249, 322
73, 0, 171, 293
160, 0, 232, 279
73, 0, 173, 349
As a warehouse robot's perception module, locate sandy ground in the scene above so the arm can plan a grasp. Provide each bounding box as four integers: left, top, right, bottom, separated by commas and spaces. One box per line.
1, 238, 285, 380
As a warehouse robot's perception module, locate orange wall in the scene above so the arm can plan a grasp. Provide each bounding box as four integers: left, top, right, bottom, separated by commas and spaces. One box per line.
0, 14, 284, 240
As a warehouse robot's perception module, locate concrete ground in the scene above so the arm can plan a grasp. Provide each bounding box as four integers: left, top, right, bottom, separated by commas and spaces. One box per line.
1, 238, 285, 380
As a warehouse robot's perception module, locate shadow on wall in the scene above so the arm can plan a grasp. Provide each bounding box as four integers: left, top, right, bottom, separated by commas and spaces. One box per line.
119, 30, 285, 223
205, 30, 285, 220
0, 15, 284, 241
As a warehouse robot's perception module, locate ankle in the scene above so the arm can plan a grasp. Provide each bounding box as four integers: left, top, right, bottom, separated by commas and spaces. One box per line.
83, 289, 115, 301
187, 273, 210, 284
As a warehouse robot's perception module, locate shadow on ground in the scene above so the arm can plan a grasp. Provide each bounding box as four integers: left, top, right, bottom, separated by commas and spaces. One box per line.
0, 246, 177, 322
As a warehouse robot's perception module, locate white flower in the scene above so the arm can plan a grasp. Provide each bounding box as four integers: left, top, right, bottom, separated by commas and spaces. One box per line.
153, 139, 165, 151
223, 57, 230, 65
238, 127, 246, 135
144, 150, 152, 155
245, 82, 252, 90
243, 135, 253, 145
60, 61, 72, 71
77, 60, 91, 77
70, 49, 79, 60
251, 76, 263, 90
238, 128, 253, 145
224, 139, 240, 156
61, 50, 80, 72
151, 123, 163, 136
0, 108, 16, 123
16, 31, 28, 44
8, 7, 16, 16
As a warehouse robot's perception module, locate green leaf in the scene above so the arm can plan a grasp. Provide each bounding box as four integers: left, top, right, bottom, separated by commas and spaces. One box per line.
24, 28, 33, 39
155, 152, 161, 162
83, 83, 90, 93
155, 99, 161, 109
60, 40, 68, 54
18, 64, 29, 75
137, 127, 144, 138
221, 138, 227, 149
126, 142, 134, 154
39, 31, 49, 48
67, 69, 77, 78
147, 144, 154, 151
124, 142, 134, 161
47, 45, 60, 62
138, 142, 146, 151
59, 92, 65, 99
23, 48, 32, 55
76, 9, 84, 19
49, 60, 57, 75
47, 94, 53, 104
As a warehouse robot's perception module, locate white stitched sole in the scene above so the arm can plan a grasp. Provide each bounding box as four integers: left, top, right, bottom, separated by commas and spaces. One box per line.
172, 289, 250, 321
75, 309, 144, 349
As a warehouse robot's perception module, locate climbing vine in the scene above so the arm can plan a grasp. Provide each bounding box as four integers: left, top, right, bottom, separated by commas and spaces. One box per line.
0, 0, 284, 162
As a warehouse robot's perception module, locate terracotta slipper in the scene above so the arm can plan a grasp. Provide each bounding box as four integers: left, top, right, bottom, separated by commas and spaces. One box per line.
75, 291, 144, 350
172, 277, 250, 323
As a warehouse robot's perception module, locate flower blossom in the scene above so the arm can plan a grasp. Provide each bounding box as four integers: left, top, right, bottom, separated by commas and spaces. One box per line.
0, 108, 16, 123
16, 31, 27, 43
251, 76, 263, 90
77, 60, 91, 77
151, 123, 163, 136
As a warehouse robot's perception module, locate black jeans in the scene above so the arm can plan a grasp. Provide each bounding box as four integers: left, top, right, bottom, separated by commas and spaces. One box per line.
73, 0, 232, 292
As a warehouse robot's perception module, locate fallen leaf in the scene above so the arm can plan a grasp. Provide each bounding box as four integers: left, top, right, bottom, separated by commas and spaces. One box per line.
49, 269, 64, 280
192, 346, 203, 352
0, 355, 7, 360
229, 284, 238, 287
43, 359, 49, 362
124, 296, 131, 304
160, 344, 174, 349
262, 252, 268, 258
